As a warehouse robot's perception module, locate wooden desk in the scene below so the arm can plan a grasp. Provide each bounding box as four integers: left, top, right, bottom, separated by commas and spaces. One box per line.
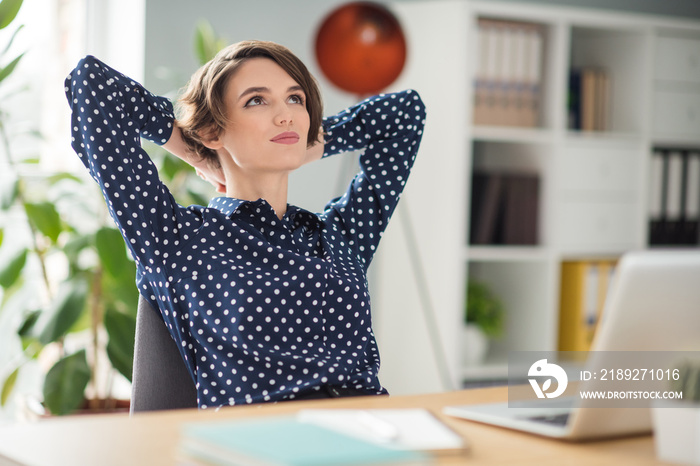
0, 387, 669, 465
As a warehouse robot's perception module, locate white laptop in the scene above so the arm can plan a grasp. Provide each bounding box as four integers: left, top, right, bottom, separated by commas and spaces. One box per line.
444, 249, 700, 440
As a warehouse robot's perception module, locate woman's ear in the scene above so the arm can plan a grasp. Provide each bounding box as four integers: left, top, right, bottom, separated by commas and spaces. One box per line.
200, 127, 224, 150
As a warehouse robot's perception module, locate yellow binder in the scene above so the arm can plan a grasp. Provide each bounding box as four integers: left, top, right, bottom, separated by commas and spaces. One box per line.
558, 259, 617, 351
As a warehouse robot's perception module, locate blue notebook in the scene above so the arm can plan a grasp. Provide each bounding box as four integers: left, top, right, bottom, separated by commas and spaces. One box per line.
180, 416, 430, 465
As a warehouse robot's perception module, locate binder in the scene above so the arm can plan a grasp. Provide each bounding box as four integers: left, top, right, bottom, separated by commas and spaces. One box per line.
684, 155, 700, 244
558, 260, 617, 352
521, 23, 543, 127
581, 68, 597, 132
595, 70, 610, 131
473, 18, 543, 128
470, 172, 503, 245
568, 67, 610, 132
568, 69, 582, 130
648, 149, 665, 244
648, 148, 700, 246
501, 174, 539, 245
469, 172, 539, 245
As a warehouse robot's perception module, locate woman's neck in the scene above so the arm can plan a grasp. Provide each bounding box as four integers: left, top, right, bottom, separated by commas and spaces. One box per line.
225, 170, 290, 220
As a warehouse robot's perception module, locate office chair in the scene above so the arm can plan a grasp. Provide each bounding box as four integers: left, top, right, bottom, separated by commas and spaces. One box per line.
130, 295, 198, 413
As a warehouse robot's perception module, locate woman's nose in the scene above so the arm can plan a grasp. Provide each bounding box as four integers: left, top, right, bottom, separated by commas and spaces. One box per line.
274, 103, 293, 126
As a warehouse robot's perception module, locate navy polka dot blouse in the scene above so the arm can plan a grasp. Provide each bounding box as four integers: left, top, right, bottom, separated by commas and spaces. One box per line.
65, 55, 426, 408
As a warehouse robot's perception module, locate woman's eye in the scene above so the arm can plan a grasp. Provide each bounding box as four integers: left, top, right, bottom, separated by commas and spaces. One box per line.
245, 96, 264, 107
288, 94, 304, 105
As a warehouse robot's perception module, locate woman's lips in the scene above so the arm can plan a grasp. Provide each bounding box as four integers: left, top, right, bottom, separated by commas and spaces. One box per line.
270, 131, 300, 144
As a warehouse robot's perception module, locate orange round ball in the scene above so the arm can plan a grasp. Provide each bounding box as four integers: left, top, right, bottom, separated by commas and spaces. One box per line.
315, 2, 407, 95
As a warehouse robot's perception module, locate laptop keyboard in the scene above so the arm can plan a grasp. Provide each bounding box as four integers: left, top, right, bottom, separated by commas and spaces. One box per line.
527, 413, 570, 426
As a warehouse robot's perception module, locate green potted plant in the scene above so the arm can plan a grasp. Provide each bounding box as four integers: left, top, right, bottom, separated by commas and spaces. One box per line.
0, 6, 220, 416
652, 360, 700, 464
462, 280, 504, 366
0, 0, 139, 414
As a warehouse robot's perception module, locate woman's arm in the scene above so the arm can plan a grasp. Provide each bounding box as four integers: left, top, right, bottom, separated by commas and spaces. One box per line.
162, 124, 227, 193
65, 55, 203, 271
321, 90, 426, 269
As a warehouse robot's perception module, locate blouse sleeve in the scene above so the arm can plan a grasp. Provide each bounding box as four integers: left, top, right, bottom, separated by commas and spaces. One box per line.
64, 55, 201, 274
321, 90, 426, 269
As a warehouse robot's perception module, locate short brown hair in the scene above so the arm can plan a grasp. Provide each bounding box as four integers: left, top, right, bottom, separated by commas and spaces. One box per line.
176, 40, 323, 168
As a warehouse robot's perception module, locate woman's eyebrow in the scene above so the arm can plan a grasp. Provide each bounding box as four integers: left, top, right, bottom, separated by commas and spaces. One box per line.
238, 85, 305, 103
238, 86, 269, 102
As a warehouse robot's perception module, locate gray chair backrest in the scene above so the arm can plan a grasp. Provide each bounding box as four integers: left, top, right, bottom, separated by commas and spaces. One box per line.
130, 295, 197, 413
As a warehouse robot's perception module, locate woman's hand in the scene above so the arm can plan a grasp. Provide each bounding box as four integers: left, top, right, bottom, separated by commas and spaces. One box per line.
163, 124, 226, 193
195, 164, 226, 194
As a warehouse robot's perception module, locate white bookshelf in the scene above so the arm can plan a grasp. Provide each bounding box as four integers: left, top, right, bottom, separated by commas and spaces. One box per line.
372, 0, 700, 395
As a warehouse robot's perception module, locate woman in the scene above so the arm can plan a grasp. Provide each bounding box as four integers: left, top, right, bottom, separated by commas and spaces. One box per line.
65, 40, 426, 409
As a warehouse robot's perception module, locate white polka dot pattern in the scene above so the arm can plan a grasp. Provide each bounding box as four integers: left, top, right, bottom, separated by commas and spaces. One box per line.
65, 55, 426, 408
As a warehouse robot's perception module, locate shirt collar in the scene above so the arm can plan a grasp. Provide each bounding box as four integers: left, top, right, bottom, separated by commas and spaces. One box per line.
208, 197, 324, 229
284, 204, 325, 229
208, 197, 248, 217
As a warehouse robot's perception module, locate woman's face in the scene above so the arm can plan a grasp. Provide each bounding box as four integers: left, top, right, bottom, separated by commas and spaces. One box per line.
208, 57, 310, 175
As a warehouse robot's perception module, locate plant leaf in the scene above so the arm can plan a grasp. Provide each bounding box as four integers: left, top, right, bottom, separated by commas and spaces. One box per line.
17, 308, 40, 337
104, 307, 136, 382
0, 52, 24, 85
102, 262, 138, 316
186, 188, 209, 208
47, 172, 82, 185
42, 350, 90, 415
0, 228, 3, 248
159, 149, 189, 180
193, 19, 225, 65
95, 227, 128, 278
62, 233, 91, 264
0, 273, 24, 309
0, 247, 27, 289
0, 0, 23, 30
0, 22, 22, 58
193, 19, 214, 66
0, 366, 19, 406
37, 278, 89, 345
0, 177, 18, 209
24, 201, 63, 244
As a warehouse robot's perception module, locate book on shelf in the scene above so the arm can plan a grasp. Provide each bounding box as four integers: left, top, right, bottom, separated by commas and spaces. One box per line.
178, 416, 431, 466
648, 148, 700, 246
469, 171, 539, 246
568, 67, 610, 132
473, 18, 544, 128
558, 259, 617, 352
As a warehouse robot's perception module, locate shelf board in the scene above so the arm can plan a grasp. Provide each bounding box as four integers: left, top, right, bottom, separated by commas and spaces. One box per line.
652, 135, 700, 150
471, 126, 555, 144
465, 246, 552, 262
564, 130, 645, 145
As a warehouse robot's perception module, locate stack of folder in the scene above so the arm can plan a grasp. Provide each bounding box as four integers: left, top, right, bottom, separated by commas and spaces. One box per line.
648, 148, 700, 246
568, 67, 610, 132
472, 18, 545, 128
469, 171, 540, 246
